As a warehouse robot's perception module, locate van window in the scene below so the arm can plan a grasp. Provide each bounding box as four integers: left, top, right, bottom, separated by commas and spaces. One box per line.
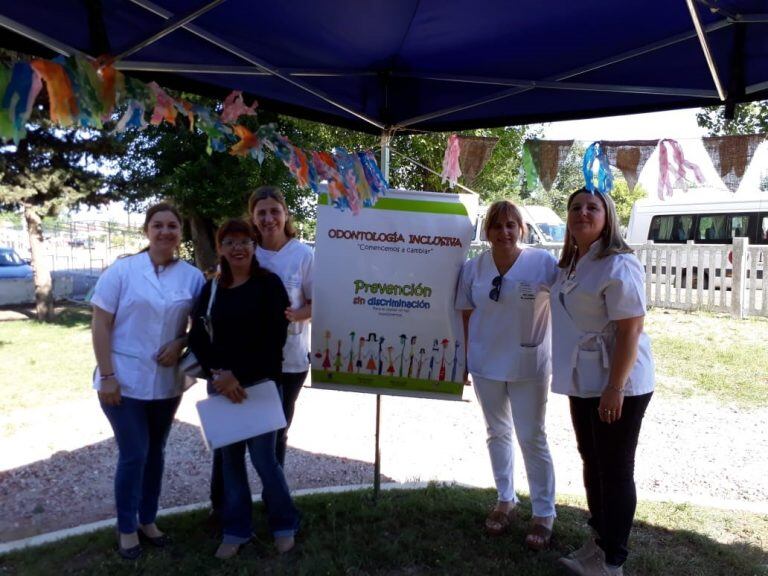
729, 215, 750, 239
648, 215, 691, 243
750, 212, 768, 244
697, 215, 728, 242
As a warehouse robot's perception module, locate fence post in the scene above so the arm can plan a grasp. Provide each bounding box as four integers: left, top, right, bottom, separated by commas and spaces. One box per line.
731, 237, 748, 319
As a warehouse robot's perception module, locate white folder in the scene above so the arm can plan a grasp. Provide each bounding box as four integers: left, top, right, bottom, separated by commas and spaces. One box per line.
196, 379, 286, 450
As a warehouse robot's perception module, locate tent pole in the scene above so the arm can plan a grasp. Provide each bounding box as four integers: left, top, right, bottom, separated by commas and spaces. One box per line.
372, 128, 392, 505
685, 0, 727, 101
380, 131, 392, 182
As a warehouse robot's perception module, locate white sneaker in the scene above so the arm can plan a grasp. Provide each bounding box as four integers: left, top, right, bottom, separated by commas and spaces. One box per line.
564, 536, 598, 562
275, 534, 295, 554
559, 545, 624, 576
214, 542, 240, 560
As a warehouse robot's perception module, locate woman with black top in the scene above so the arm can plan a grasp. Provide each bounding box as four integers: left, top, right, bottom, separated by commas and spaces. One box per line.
188, 219, 299, 560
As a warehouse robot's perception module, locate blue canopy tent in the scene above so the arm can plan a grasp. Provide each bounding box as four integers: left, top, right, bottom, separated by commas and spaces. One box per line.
1, 0, 767, 137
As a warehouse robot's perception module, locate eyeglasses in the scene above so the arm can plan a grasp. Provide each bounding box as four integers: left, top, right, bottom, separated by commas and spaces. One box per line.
489, 275, 503, 302
221, 239, 254, 249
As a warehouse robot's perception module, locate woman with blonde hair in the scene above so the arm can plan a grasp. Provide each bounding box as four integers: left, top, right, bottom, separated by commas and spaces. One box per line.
456, 199, 558, 549
552, 188, 654, 576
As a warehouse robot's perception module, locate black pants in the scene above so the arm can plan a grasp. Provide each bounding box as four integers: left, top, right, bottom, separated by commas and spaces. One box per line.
569, 392, 653, 567
211, 371, 308, 511
275, 371, 308, 467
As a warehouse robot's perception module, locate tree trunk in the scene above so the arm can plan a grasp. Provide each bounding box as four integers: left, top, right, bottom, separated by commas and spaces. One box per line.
188, 212, 218, 274
23, 204, 55, 322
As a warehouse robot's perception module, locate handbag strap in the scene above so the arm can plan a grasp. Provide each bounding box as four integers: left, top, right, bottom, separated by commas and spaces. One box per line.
203, 278, 218, 342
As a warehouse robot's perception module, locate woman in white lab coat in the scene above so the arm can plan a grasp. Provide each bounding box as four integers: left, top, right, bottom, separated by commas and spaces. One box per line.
456, 200, 558, 549
91, 202, 204, 560
551, 188, 654, 576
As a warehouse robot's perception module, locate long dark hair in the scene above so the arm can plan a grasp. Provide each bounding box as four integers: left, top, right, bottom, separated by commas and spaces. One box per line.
216, 219, 266, 287
558, 187, 632, 268
138, 202, 182, 256
247, 186, 297, 245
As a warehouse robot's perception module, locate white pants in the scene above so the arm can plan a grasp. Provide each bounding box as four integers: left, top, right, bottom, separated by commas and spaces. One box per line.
472, 375, 556, 518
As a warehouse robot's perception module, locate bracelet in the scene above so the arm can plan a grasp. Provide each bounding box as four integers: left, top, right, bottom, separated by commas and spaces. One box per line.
100, 372, 116, 380
607, 385, 625, 393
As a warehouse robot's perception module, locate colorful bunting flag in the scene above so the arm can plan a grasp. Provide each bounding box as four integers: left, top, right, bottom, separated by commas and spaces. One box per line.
702, 134, 765, 193
524, 139, 574, 191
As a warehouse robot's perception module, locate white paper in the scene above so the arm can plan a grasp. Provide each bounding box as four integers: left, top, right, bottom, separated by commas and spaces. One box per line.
195, 380, 286, 449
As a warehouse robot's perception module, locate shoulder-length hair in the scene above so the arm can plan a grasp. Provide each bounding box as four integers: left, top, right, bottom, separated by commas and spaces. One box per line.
247, 186, 297, 244
557, 187, 632, 268
216, 219, 267, 287
483, 200, 527, 242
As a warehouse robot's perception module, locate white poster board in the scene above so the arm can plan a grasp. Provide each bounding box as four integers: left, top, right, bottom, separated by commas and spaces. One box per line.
311, 189, 478, 400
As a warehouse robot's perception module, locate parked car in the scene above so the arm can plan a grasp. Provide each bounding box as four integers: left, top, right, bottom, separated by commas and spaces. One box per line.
0, 247, 33, 279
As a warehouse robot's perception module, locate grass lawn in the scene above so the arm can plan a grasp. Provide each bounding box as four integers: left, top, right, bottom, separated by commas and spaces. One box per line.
0, 486, 765, 575
645, 309, 768, 408
0, 306, 93, 414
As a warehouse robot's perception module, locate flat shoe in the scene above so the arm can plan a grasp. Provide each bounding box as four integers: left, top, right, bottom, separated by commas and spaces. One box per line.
484, 509, 515, 536
115, 529, 142, 560
138, 528, 171, 548
525, 522, 552, 551
215, 542, 240, 560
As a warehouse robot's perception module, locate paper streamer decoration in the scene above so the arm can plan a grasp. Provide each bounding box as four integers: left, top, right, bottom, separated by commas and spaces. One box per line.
220, 90, 258, 123
440, 134, 462, 188
457, 135, 498, 185
30, 59, 78, 126
657, 139, 705, 199
602, 140, 659, 193
582, 141, 613, 194
1, 62, 43, 143
0, 53, 389, 212
702, 134, 765, 193
524, 139, 574, 191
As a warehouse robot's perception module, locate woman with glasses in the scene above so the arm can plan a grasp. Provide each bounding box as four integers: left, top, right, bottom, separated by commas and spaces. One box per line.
188, 219, 300, 559
456, 200, 558, 549
552, 189, 654, 576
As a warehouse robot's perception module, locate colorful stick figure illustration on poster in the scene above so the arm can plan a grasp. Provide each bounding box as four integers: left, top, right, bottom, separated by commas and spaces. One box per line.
311, 189, 477, 400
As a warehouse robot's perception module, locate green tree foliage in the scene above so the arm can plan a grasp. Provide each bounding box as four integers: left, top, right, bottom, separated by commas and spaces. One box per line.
385, 126, 536, 203
611, 180, 647, 227
696, 101, 768, 136
0, 121, 123, 321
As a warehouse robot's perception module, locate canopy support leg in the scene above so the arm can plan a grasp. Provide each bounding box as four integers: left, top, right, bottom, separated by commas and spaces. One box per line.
685, 0, 727, 101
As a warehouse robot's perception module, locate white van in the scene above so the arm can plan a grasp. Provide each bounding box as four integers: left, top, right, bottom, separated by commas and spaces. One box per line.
473, 204, 566, 246
625, 188, 768, 287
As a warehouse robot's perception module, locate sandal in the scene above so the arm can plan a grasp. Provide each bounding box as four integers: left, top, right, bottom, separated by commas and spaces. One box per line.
484, 509, 515, 536
525, 522, 553, 551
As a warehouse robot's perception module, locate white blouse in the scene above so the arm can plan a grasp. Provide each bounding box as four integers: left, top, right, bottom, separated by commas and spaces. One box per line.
256, 239, 314, 373
91, 252, 204, 400
550, 242, 655, 398
455, 247, 558, 382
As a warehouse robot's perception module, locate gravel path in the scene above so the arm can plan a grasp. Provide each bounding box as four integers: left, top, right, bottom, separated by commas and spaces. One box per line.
2, 380, 766, 543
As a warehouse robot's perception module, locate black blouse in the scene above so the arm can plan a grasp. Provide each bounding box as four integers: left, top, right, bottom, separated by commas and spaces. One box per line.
188, 272, 289, 386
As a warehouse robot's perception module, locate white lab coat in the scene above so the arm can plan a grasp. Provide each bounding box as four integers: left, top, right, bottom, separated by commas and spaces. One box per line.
455, 247, 558, 382
550, 242, 655, 398
91, 252, 205, 400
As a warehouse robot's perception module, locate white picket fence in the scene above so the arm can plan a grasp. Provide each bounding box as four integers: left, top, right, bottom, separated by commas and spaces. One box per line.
633, 239, 767, 318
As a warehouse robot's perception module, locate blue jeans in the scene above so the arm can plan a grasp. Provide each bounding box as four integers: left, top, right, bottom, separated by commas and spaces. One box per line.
219, 430, 300, 544
100, 395, 181, 534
